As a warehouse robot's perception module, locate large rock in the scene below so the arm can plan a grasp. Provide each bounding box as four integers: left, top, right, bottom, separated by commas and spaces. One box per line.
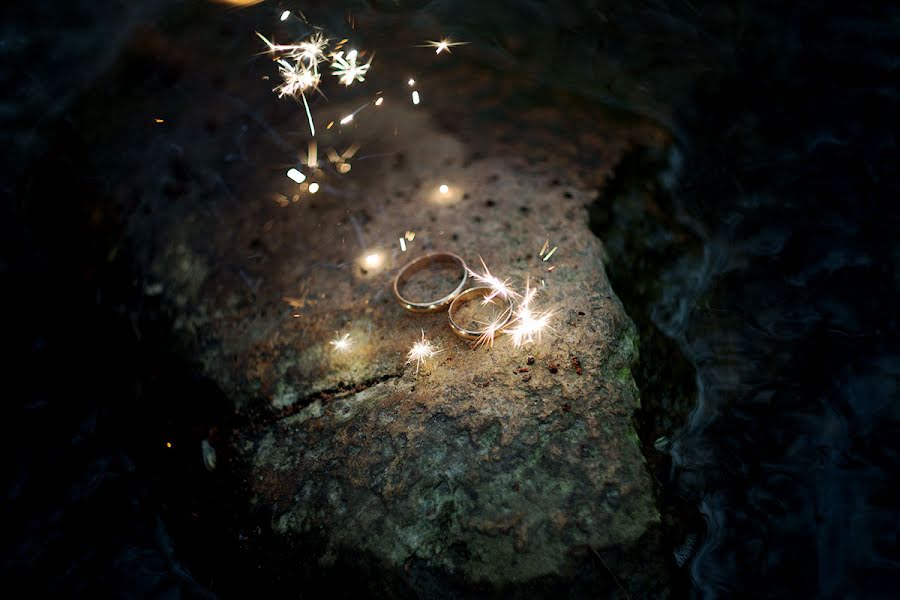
83, 2, 665, 591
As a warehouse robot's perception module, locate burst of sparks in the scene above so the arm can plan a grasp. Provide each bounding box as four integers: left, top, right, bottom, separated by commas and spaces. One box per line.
506, 280, 553, 348
406, 329, 440, 374
419, 38, 469, 54
329, 333, 353, 352
257, 31, 329, 136
472, 303, 513, 349
331, 49, 371, 86
467, 258, 520, 304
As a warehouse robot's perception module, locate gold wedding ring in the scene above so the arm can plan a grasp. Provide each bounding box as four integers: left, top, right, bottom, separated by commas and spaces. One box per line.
448, 286, 514, 340
393, 252, 469, 313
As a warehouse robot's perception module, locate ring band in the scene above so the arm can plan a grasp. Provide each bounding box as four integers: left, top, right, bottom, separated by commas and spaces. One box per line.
393, 252, 469, 313
448, 286, 514, 341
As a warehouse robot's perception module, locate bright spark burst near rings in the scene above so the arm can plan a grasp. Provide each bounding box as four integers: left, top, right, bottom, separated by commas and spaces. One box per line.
467, 257, 520, 304
330, 333, 353, 352
505, 279, 554, 348
406, 330, 441, 374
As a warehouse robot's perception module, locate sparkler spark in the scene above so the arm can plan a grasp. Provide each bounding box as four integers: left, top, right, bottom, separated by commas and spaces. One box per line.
419, 38, 469, 55
467, 258, 519, 304
329, 333, 353, 352
406, 329, 440, 374
257, 31, 329, 136
472, 304, 513, 349
331, 49, 372, 86
506, 280, 553, 348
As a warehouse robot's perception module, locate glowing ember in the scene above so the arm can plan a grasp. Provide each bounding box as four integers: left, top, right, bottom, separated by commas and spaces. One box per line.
287, 168, 306, 184
329, 332, 353, 352
467, 257, 519, 304
406, 329, 440, 374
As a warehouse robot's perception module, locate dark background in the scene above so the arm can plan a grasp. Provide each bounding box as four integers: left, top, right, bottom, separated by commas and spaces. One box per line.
2, 0, 898, 597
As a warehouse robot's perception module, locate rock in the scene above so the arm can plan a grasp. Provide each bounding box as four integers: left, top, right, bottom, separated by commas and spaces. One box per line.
78, 4, 665, 592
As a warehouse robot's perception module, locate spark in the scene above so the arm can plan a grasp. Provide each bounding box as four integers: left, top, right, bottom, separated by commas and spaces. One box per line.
419, 38, 469, 55
364, 252, 382, 267
542, 246, 558, 261
439, 184, 449, 194
411, 90, 420, 105
287, 168, 306, 184
374, 96, 384, 106
154, 118, 164, 123
539, 239, 549, 257
472, 303, 513, 349
308, 182, 320, 193
467, 257, 519, 304
399, 237, 407, 252
257, 31, 329, 136
329, 332, 353, 352
331, 49, 371, 86
506, 279, 553, 348
165, 442, 172, 448
408, 78, 415, 86
340, 114, 354, 125
280, 10, 290, 21
406, 329, 440, 374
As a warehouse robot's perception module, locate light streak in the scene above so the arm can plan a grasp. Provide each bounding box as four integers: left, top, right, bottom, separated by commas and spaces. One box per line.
340, 114, 354, 125
287, 168, 306, 184
330, 332, 353, 352
467, 257, 519, 304
542, 246, 558, 261
374, 97, 384, 106
418, 38, 469, 55
399, 237, 407, 252
331, 49, 372, 86
307, 141, 318, 167
539, 239, 549, 257
280, 10, 290, 21
406, 329, 440, 374
412, 90, 420, 105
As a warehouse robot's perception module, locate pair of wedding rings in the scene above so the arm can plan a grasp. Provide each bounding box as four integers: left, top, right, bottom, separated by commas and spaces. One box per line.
392, 252, 513, 340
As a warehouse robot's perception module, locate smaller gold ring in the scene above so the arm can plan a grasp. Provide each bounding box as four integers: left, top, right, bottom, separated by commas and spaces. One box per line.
448, 286, 514, 341
393, 252, 469, 313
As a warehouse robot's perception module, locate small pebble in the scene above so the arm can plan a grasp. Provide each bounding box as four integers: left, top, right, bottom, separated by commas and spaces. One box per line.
526, 356, 535, 365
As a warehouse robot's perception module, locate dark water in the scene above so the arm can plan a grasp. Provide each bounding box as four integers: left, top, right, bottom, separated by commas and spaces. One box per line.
3, 0, 899, 598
